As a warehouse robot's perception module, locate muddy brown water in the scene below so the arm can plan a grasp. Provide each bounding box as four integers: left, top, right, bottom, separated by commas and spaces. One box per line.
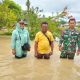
0, 36, 80, 80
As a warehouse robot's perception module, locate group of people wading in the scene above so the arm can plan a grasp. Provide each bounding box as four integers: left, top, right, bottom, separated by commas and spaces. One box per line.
11, 18, 80, 59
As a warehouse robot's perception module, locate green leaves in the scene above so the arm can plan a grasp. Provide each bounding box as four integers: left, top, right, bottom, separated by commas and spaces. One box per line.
0, 0, 22, 30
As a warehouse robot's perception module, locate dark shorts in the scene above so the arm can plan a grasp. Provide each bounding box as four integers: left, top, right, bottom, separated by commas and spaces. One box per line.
60, 51, 75, 59
36, 53, 50, 59
15, 54, 27, 59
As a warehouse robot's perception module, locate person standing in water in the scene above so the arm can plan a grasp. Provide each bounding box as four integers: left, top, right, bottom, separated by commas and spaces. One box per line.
59, 18, 80, 59
11, 20, 30, 59
34, 22, 54, 59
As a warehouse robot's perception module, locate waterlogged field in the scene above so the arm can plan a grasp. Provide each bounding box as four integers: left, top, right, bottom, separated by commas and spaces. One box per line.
0, 36, 80, 80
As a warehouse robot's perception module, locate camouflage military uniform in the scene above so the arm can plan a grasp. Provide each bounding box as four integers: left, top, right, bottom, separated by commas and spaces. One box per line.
59, 29, 80, 59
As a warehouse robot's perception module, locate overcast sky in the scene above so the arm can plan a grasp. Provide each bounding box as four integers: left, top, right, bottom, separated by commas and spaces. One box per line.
13, 0, 80, 20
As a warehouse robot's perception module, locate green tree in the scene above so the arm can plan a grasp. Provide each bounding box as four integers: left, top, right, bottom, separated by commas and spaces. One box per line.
0, 0, 17, 31
25, 0, 43, 39
8, 0, 22, 20
26, 0, 30, 14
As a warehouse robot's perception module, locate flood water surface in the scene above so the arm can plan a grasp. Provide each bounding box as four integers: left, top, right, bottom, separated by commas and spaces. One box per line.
0, 36, 80, 80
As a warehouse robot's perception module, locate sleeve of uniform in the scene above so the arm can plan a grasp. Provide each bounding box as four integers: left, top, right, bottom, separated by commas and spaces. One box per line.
59, 31, 64, 47
77, 32, 80, 51
11, 31, 16, 49
35, 33, 39, 42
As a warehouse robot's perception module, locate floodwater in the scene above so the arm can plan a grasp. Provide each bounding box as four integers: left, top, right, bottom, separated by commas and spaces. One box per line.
0, 36, 80, 80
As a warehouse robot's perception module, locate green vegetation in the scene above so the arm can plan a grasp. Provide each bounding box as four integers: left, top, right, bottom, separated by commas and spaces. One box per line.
1, 0, 79, 40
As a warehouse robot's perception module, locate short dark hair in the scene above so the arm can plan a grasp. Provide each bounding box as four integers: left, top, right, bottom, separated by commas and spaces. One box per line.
41, 22, 48, 26
69, 18, 76, 23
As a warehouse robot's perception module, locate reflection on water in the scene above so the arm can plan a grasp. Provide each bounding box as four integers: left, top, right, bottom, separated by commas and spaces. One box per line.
0, 36, 80, 80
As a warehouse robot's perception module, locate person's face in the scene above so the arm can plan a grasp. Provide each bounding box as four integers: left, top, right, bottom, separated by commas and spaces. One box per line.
41, 24, 48, 33
19, 23, 25, 29
69, 20, 76, 29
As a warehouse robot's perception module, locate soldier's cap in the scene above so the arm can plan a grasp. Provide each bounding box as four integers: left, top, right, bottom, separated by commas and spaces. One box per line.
69, 16, 76, 21
69, 17, 76, 22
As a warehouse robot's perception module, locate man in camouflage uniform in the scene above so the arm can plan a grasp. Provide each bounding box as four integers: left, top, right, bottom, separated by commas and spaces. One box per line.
59, 18, 80, 59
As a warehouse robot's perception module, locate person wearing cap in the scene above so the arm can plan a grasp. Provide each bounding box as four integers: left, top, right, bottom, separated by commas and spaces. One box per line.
34, 22, 54, 59
11, 20, 30, 59
59, 18, 80, 59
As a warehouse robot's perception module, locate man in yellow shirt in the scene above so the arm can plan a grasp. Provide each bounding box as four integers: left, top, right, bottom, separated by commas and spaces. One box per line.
34, 22, 54, 59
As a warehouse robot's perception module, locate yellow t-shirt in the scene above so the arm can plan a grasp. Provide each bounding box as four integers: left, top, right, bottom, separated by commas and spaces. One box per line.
35, 31, 54, 54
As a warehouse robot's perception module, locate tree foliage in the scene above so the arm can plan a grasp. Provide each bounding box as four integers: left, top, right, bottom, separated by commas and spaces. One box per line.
0, 0, 22, 30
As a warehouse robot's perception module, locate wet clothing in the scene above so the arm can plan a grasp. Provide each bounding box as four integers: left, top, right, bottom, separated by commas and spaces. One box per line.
60, 52, 75, 59
35, 31, 54, 54
15, 54, 27, 59
59, 28, 80, 59
11, 23, 30, 58
36, 53, 50, 59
